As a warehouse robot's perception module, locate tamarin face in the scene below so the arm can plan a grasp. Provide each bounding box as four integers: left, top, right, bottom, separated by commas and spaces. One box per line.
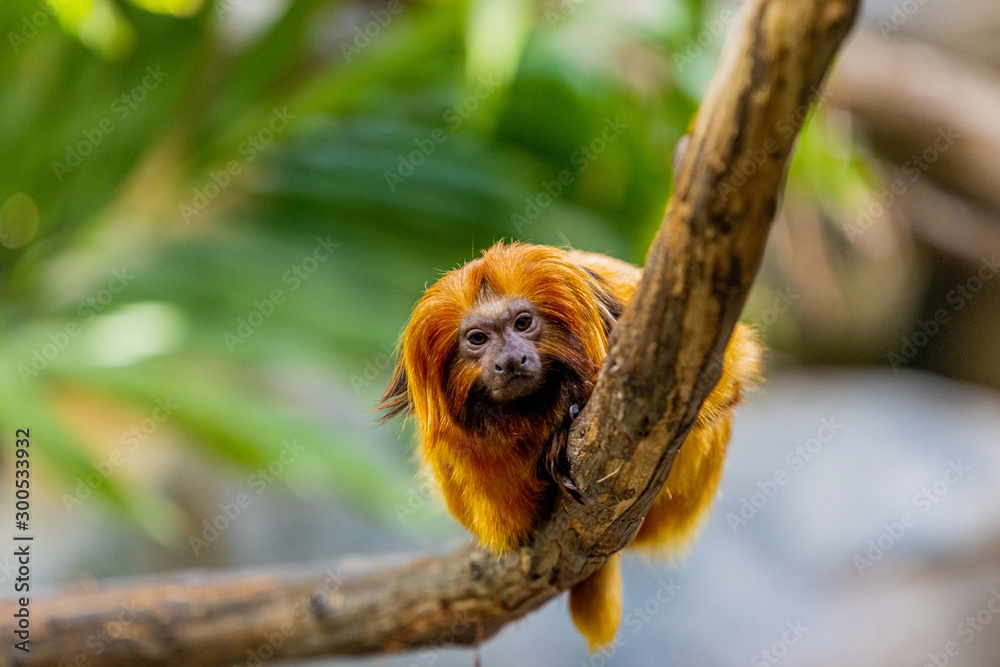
379, 242, 623, 444
457, 297, 545, 402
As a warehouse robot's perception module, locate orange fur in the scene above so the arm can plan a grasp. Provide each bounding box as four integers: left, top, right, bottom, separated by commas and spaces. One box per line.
568, 553, 623, 651
380, 242, 761, 649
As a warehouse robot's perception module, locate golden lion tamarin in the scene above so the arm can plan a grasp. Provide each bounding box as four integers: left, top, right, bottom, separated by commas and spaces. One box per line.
380, 241, 760, 650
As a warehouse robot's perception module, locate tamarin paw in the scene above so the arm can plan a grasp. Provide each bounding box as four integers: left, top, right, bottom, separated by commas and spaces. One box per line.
545, 403, 584, 502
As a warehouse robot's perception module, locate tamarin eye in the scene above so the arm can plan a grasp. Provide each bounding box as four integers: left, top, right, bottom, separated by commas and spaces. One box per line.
514, 315, 532, 331
468, 331, 488, 346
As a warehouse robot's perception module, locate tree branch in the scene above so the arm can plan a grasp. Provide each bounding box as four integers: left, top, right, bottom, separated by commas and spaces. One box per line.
0, 1, 858, 664
827, 30, 1000, 213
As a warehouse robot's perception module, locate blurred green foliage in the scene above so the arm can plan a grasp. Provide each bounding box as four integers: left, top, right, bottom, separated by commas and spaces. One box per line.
0, 0, 865, 544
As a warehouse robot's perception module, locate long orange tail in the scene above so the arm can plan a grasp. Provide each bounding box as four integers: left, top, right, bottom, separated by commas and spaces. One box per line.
569, 553, 622, 652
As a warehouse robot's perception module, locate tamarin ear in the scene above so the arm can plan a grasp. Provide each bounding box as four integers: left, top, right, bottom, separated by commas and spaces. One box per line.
378, 362, 411, 423
583, 268, 625, 336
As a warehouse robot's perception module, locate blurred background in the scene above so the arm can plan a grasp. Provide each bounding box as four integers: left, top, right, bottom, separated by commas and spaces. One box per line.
1, 0, 999, 664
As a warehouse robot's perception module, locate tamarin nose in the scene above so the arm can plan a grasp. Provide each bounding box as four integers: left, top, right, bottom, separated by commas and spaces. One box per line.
495, 355, 529, 373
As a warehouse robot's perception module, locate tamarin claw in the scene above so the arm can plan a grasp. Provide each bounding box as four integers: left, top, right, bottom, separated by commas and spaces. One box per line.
545, 403, 584, 502
546, 429, 582, 502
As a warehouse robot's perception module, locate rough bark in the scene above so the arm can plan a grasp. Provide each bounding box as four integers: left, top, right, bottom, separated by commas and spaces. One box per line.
0, 0, 859, 664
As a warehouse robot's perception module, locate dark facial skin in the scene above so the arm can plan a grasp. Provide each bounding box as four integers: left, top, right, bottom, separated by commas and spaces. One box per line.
459, 297, 545, 402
